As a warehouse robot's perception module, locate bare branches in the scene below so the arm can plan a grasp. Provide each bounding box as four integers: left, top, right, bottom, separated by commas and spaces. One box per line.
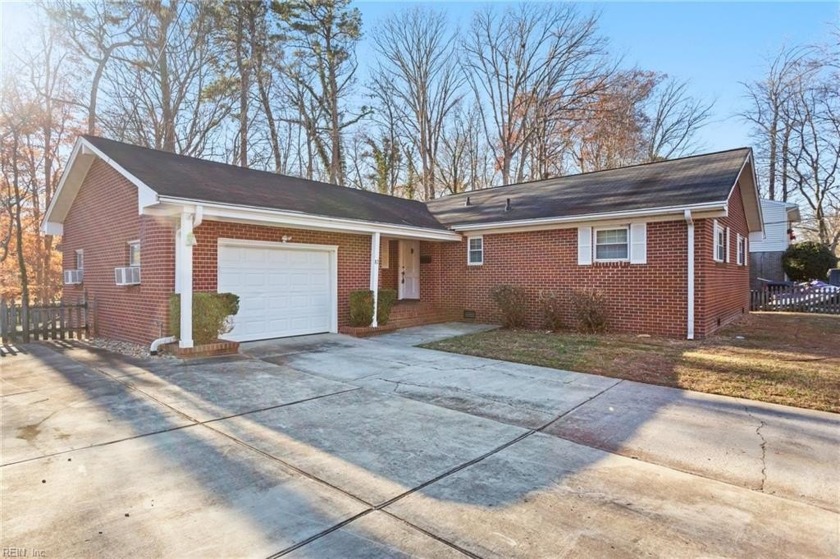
645, 77, 713, 162
372, 7, 464, 200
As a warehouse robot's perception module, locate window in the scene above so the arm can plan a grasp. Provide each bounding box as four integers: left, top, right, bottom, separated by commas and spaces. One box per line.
713, 221, 725, 262
594, 227, 629, 261
128, 241, 141, 267
75, 249, 84, 270
736, 233, 744, 265
467, 236, 483, 265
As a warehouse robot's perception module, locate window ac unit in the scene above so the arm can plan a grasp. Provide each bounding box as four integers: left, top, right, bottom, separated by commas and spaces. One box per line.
114, 266, 141, 286
64, 269, 83, 285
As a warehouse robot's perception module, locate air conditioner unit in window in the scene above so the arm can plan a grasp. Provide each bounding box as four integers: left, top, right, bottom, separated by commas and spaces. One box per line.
64, 269, 83, 285
114, 266, 141, 286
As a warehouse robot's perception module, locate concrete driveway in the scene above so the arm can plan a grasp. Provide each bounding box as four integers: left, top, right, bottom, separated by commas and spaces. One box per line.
2, 324, 838, 558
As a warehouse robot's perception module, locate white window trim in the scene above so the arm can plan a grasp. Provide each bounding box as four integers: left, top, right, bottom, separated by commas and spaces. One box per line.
75, 249, 84, 270
128, 240, 141, 267
736, 233, 744, 265
713, 220, 725, 263
593, 226, 630, 263
467, 236, 484, 266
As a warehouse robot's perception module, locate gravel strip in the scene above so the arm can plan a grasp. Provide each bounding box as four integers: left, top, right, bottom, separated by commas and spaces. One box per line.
84, 338, 177, 360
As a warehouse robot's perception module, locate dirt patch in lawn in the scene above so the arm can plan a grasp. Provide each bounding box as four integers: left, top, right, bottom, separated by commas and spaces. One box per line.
423, 313, 840, 413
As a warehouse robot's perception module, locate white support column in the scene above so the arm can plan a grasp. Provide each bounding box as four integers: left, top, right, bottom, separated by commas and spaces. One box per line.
370, 232, 381, 328
178, 211, 194, 348
685, 210, 695, 340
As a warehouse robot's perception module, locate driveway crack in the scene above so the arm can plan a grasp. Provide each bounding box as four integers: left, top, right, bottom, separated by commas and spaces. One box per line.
744, 406, 768, 491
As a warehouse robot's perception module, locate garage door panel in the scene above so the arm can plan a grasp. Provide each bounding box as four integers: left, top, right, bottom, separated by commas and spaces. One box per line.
218, 242, 335, 342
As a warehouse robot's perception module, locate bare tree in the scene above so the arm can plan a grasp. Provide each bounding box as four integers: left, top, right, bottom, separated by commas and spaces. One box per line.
782, 62, 839, 251
371, 7, 464, 200
42, 0, 144, 135
741, 46, 812, 200
101, 0, 231, 157
274, 0, 367, 185
462, 3, 610, 185
643, 77, 713, 162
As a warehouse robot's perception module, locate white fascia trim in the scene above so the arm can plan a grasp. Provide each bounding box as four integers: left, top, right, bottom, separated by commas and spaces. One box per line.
79, 138, 159, 214
155, 196, 462, 242
450, 201, 728, 233
727, 150, 764, 233
43, 137, 160, 233
43, 138, 83, 229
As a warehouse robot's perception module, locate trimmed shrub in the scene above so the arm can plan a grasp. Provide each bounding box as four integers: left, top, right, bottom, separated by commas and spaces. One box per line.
169, 292, 240, 345
538, 290, 563, 331
377, 289, 397, 325
490, 285, 528, 328
570, 289, 608, 334
782, 242, 838, 282
349, 289, 398, 327
349, 290, 374, 326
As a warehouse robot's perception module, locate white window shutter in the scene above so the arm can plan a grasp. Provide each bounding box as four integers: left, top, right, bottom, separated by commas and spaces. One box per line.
630, 222, 647, 264
712, 220, 719, 260
744, 238, 748, 264
578, 227, 592, 265
725, 227, 731, 262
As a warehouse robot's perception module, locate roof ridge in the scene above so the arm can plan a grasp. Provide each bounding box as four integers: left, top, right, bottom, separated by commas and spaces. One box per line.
82, 135, 431, 209
429, 147, 753, 202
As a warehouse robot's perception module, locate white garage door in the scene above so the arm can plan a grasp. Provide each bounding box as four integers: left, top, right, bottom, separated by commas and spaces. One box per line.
217, 240, 336, 342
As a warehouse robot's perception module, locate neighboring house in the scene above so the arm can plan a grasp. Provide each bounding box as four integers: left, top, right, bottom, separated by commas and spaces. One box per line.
43, 136, 763, 347
749, 198, 801, 288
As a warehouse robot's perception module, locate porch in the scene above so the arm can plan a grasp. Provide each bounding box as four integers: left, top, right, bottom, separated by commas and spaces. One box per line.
339, 300, 463, 338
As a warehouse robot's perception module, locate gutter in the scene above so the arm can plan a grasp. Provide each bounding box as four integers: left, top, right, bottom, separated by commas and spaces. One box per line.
450, 201, 728, 232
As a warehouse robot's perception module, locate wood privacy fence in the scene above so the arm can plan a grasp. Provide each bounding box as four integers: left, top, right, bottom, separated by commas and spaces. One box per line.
750, 286, 840, 315
0, 299, 90, 343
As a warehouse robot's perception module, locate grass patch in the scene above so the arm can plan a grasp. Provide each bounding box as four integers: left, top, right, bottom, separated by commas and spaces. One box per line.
422, 313, 840, 413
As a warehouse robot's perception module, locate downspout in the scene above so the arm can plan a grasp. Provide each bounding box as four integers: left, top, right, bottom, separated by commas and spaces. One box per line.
150, 336, 176, 356
684, 210, 695, 340
370, 232, 381, 328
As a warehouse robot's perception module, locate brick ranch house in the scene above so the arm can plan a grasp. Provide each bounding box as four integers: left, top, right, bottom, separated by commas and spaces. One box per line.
43, 136, 763, 349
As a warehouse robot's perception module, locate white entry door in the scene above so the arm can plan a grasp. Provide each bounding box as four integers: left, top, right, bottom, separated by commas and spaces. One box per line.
399, 240, 420, 299
217, 240, 336, 341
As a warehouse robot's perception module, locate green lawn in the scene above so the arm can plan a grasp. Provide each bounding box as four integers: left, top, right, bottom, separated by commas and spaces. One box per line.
422, 313, 840, 413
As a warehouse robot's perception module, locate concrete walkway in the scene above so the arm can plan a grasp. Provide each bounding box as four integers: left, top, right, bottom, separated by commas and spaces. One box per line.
2, 324, 838, 558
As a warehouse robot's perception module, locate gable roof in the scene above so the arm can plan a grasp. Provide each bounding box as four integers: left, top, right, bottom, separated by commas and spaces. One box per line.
79, 135, 446, 231
426, 148, 755, 229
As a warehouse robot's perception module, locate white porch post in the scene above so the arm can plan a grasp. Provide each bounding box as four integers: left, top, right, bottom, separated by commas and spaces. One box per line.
370, 232, 381, 328
178, 211, 194, 348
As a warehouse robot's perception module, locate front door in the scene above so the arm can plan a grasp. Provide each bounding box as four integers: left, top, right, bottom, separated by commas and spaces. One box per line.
399, 240, 420, 299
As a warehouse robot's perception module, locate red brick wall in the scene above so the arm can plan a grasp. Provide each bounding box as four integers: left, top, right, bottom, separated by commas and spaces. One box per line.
695, 181, 751, 336
438, 222, 691, 337
379, 240, 398, 291
191, 221, 372, 328
61, 160, 175, 345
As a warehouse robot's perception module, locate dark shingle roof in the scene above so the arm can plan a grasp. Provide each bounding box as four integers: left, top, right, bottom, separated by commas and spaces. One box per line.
83, 135, 447, 230
426, 148, 751, 227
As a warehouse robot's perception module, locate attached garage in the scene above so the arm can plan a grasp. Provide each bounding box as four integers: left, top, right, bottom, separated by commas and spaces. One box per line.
217, 239, 337, 342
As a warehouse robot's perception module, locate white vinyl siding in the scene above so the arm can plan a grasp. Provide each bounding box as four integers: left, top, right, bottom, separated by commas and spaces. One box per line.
468, 236, 483, 265
749, 199, 797, 252
595, 227, 629, 261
